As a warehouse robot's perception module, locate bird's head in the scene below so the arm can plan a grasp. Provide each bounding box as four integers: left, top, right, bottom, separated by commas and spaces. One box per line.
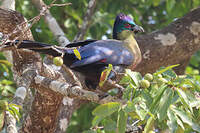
113, 13, 144, 39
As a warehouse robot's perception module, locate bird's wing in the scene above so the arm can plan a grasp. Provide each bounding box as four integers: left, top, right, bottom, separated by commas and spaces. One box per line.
70, 46, 105, 68
70, 40, 133, 68
66, 39, 98, 47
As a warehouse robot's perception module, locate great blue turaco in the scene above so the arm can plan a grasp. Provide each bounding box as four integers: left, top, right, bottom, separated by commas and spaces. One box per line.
5, 13, 144, 90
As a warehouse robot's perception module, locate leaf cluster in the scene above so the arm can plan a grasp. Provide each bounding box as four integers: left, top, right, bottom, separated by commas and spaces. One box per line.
88, 65, 200, 133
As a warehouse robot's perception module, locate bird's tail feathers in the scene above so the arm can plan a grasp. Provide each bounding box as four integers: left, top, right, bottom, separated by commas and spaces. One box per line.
6, 40, 63, 57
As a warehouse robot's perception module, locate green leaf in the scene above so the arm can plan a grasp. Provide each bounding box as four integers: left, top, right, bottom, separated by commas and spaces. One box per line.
190, 100, 200, 109
7, 109, 15, 118
171, 106, 200, 132
0, 111, 5, 131
166, 0, 176, 13
193, 0, 200, 8
150, 85, 168, 113
135, 102, 148, 120
0, 60, 12, 67
123, 101, 135, 113
117, 109, 128, 133
143, 116, 154, 133
162, 68, 177, 79
141, 89, 153, 106
9, 104, 22, 109
122, 83, 135, 100
176, 88, 193, 113
128, 111, 140, 120
9, 105, 21, 120
125, 69, 142, 88
119, 75, 131, 85
0, 79, 14, 85
167, 109, 178, 133
0, 64, 9, 74
4, 85, 16, 94
9, 106, 20, 121
92, 116, 103, 126
155, 64, 179, 75
153, 0, 160, 6
92, 102, 120, 117
0, 100, 8, 110
157, 88, 173, 121
176, 114, 185, 130
102, 118, 116, 132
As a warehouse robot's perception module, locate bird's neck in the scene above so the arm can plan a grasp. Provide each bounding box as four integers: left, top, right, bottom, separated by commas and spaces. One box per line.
118, 31, 142, 68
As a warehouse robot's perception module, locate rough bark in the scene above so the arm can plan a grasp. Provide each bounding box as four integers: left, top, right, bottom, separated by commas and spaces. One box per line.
0, 8, 64, 133
135, 7, 200, 74
0, 6, 199, 133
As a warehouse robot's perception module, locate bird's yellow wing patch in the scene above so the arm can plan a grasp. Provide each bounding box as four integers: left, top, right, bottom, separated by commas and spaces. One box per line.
73, 48, 81, 60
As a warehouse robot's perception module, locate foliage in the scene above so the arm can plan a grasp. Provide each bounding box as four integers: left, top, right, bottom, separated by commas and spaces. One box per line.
0, 57, 19, 131
0, 39, 18, 131
0, 100, 21, 130
88, 65, 200, 133
67, 104, 97, 133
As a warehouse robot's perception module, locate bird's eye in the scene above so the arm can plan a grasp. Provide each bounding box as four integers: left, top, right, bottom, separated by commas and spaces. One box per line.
124, 23, 131, 28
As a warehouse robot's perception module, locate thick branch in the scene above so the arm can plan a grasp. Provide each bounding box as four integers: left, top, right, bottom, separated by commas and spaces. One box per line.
135, 7, 200, 74
34, 75, 99, 101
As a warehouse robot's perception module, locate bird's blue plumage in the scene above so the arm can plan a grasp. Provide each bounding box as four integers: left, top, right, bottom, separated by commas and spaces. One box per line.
70, 39, 134, 68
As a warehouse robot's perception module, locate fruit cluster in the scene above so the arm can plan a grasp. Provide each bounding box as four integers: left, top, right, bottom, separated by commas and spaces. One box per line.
139, 73, 168, 89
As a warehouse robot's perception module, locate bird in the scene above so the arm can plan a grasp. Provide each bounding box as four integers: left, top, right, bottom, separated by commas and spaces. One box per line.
6, 13, 144, 90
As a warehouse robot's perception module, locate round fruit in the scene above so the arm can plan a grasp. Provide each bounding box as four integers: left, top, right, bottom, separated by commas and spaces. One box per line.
53, 57, 63, 66
144, 73, 153, 81
139, 79, 150, 88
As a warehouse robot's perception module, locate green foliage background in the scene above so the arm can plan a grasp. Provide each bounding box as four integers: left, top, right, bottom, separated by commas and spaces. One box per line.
0, 0, 199, 132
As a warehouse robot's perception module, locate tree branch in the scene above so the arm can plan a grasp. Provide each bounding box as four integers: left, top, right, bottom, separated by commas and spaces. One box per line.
73, 0, 98, 41
34, 75, 99, 101
0, 0, 15, 10
31, 0, 70, 46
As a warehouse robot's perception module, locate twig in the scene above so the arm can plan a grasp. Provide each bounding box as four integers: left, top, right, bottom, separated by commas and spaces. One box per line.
31, 0, 70, 46
73, 0, 98, 41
